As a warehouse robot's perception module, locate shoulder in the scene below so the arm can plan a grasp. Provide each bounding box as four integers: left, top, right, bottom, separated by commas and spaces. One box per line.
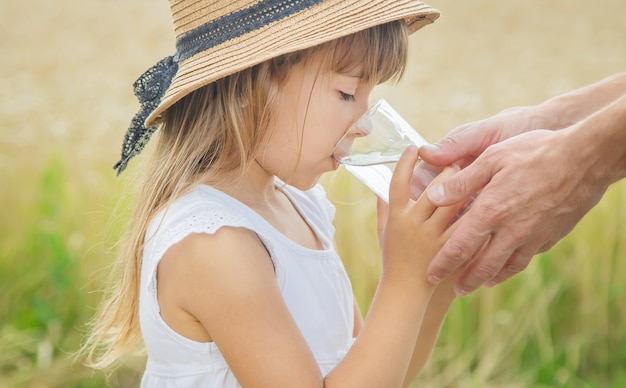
157, 224, 278, 337
144, 185, 252, 261
147, 185, 248, 238
161, 226, 274, 281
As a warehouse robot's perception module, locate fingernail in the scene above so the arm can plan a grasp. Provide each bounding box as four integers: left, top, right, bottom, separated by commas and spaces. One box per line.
485, 280, 497, 288
421, 144, 441, 154
454, 287, 469, 297
427, 183, 444, 202
428, 275, 441, 284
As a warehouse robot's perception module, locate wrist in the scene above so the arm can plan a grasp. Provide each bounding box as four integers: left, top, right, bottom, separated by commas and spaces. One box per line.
538, 73, 626, 132
536, 95, 580, 130
430, 272, 462, 305
429, 288, 456, 308
609, 96, 626, 182
428, 290, 456, 312
379, 266, 437, 299
566, 95, 626, 187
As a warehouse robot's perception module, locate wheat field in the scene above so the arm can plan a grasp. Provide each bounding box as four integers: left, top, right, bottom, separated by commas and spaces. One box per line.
1, 0, 625, 386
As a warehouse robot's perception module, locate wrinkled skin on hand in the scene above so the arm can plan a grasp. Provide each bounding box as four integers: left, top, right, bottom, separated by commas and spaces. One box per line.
418, 76, 626, 296
423, 106, 549, 169
420, 126, 608, 296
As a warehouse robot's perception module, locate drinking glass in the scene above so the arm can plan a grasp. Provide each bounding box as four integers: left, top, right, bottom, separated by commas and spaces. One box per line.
333, 99, 433, 203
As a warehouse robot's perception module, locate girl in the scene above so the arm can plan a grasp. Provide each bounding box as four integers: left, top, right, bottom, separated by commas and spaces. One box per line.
81, 1, 466, 386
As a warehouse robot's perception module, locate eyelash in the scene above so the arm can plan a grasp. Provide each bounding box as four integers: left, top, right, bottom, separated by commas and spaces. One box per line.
340, 91, 356, 102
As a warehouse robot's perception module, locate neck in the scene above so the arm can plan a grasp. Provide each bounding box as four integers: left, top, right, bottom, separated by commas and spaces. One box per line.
215, 161, 282, 210
211, 160, 323, 251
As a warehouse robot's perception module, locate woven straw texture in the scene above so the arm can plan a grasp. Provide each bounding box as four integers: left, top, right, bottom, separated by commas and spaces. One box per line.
146, 0, 439, 126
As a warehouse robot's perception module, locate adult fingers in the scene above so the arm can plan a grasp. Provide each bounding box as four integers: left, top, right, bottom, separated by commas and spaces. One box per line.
426, 157, 495, 207
388, 145, 419, 206
451, 228, 539, 295
426, 205, 491, 285
451, 236, 515, 296
424, 169, 468, 229
411, 166, 459, 221
409, 162, 442, 200
419, 121, 485, 166
484, 249, 534, 288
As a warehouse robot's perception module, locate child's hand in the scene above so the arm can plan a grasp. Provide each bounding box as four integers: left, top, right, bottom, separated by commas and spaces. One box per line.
378, 146, 466, 281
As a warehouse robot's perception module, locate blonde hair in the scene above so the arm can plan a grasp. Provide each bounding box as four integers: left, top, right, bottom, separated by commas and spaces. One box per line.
79, 20, 409, 370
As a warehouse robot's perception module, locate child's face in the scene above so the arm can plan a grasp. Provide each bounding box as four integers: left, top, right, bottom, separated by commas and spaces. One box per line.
257, 58, 374, 190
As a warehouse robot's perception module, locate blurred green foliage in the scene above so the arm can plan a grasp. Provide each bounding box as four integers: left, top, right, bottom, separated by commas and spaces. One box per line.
0, 156, 142, 387
327, 169, 626, 388
1, 155, 625, 387
3, 0, 625, 386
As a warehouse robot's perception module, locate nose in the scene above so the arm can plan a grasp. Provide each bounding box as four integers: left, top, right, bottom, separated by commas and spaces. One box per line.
332, 111, 374, 159
351, 113, 373, 137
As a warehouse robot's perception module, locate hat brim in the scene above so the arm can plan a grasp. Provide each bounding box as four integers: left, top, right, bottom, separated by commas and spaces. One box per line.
146, 0, 439, 127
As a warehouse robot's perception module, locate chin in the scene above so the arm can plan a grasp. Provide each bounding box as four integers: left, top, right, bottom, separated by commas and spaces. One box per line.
290, 181, 319, 191
281, 176, 320, 191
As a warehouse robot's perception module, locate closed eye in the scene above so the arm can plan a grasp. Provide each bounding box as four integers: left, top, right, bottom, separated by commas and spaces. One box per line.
339, 91, 356, 102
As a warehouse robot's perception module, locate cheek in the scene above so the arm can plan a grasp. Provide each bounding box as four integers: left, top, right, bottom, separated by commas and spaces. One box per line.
256, 121, 305, 178
305, 101, 354, 151
259, 130, 298, 167
323, 112, 356, 156
303, 115, 334, 153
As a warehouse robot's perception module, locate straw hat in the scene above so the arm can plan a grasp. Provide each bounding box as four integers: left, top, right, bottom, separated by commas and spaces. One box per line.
114, 0, 440, 173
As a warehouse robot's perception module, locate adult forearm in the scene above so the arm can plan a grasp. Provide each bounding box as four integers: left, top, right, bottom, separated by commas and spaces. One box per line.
566, 93, 626, 187
538, 72, 626, 130
420, 73, 626, 169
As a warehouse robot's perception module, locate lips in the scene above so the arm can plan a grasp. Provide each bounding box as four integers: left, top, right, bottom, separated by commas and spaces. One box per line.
332, 156, 340, 170
332, 141, 352, 162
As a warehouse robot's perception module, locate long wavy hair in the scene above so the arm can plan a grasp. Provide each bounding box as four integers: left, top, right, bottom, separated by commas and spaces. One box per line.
79, 20, 409, 370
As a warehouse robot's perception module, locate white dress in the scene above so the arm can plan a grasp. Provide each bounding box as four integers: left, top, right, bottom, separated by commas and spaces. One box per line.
139, 182, 355, 387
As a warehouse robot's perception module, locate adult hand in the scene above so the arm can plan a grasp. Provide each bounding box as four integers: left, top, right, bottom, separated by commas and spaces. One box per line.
420, 128, 608, 296
420, 105, 550, 168
377, 147, 464, 273
417, 74, 626, 296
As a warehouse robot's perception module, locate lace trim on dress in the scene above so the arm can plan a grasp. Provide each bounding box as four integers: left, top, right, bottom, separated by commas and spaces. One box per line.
146, 208, 276, 313
152, 209, 249, 264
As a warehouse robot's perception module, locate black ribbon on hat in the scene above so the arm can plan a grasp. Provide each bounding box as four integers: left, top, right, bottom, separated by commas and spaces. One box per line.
113, 0, 323, 174
113, 56, 178, 174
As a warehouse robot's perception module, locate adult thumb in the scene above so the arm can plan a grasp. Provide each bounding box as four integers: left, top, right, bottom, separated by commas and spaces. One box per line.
426, 159, 492, 206
420, 122, 489, 166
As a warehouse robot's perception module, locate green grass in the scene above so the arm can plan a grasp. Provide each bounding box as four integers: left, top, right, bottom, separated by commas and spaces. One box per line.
4, 0, 625, 385
1, 157, 624, 387
0, 155, 142, 387
327, 169, 626, 388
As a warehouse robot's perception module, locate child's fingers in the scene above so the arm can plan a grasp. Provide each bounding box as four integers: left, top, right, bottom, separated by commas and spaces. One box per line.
388, 145, 419, 206
412, 166, 460, 219
427, 166, 481, 230
429, 199, 467, 233
409, 162, 443, 200
442, 209, 465, 240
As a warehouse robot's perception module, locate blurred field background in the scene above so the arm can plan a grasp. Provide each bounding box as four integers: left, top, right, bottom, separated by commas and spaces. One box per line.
1, 0, 625, 386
